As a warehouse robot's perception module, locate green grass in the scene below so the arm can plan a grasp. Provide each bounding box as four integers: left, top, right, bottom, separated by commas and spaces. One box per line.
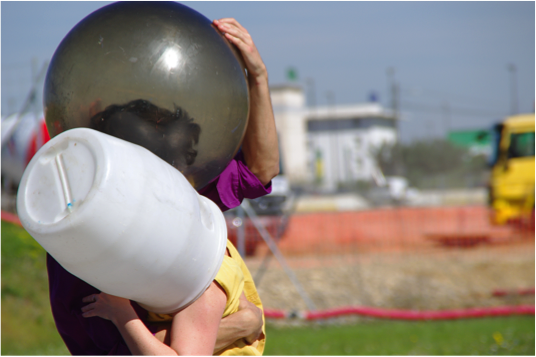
2, 220, 535, 355
1, 221, 69, 355
264, 316, 535, 355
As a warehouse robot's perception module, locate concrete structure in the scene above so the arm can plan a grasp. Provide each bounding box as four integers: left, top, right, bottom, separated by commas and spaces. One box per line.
270, 85, 397, 192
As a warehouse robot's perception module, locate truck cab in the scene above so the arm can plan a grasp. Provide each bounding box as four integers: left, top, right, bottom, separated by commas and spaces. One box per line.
488, 113, 535, 227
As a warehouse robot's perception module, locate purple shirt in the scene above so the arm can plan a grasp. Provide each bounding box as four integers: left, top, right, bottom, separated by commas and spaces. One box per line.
47, 153, 271, 355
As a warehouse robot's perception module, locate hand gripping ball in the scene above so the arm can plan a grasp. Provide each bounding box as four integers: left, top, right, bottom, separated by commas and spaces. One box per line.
44, 1, 249, 190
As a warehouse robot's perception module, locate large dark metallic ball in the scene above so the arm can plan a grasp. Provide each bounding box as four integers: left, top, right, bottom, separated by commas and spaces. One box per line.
44, 1, 249, 190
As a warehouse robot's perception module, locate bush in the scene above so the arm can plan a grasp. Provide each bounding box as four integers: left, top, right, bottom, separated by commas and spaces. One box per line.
373, 139, 489, 189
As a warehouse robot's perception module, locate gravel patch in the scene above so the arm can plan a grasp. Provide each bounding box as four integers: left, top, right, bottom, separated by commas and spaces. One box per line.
246, 243, 535, 314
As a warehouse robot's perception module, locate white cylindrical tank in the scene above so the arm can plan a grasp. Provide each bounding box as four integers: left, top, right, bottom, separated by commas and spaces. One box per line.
17, 128, 227, 314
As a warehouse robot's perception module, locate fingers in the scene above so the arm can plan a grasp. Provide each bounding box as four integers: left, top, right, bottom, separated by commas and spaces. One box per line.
236, 293, 263, 344
213, 18, 266, 80
81, 302, 94, 312
82, 294, 98, 303
81, 294, 99, 318
81, 306, 96, 318
82, 310, 98, 318
213, 18, 252, 47
223, 33, 252, 60
214, 18, 247, 33
81, 300, 96, 318
222, 28, 250, 46
237, 292, 249, 310
214, 20, 252, 50
243, 307, 263, 345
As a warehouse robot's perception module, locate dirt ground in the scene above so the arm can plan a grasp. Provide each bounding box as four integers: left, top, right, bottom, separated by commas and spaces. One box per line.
246, 241, 535, 314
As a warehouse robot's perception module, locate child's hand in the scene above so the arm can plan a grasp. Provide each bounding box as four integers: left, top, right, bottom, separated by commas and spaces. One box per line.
81, 292, 137, 324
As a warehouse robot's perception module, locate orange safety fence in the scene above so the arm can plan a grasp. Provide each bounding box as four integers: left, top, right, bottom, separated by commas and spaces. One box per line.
229, 205, 528, 257
2, 210, 21, 226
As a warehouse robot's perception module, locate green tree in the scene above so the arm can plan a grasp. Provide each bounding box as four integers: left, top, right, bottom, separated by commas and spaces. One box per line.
373, 139, 488, 189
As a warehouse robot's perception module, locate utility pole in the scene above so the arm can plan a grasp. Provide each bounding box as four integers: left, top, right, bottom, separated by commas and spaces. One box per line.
442, 101, 451, 139
508, 63, 518, 115
326, 91, 338, 191
326, 91, 335, 111
306, 77, 317, 117
426, 120, 435, 138
387, 67, 399, 141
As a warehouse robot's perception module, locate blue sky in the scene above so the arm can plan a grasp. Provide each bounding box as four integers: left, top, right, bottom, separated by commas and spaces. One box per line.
2, 1, 534, 142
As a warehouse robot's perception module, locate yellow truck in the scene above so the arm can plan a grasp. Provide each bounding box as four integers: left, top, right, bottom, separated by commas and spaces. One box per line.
488, 113, 535, 229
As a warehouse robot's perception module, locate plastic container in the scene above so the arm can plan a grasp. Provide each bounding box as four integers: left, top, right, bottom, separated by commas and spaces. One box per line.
17, 128, 227, 314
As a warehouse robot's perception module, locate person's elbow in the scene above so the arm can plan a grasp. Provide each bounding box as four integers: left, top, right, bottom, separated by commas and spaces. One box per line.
255, 159, 279, 186
266, 160, 280, 182
243, 146, 280, 186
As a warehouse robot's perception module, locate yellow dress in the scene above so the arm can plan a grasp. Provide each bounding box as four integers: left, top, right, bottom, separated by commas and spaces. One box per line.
147, 240, 265, 355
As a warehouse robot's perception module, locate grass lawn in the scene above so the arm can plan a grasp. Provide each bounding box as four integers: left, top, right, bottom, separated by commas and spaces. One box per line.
2, 220, 534, 355
264, 316, 535, 355
1, 221, 69, 355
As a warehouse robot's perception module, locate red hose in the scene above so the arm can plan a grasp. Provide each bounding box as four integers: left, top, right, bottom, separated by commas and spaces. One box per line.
263, 309, 287, 319
265, 305, 535, 320
493, 287, 535, 296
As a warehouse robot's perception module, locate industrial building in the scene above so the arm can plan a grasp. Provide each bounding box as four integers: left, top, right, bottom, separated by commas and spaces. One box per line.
270, 85, 398, 192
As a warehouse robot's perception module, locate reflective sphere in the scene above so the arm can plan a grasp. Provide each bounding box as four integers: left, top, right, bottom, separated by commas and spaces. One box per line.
44, 1, 249, 190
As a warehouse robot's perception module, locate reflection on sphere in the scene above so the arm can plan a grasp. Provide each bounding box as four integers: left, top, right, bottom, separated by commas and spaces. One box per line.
90, 99, 201, 173
44, 1, 249, 189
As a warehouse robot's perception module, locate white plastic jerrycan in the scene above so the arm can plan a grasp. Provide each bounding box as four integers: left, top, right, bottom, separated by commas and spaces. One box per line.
17, 128, 227, 314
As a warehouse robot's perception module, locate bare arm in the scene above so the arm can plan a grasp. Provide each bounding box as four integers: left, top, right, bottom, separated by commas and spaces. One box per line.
82, 293, 178, 355
168, 282, 227, 355
153, 292, 263, 352
214, 292, 264, 352
82, 282, 227, 355
214, 18, 280, 186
